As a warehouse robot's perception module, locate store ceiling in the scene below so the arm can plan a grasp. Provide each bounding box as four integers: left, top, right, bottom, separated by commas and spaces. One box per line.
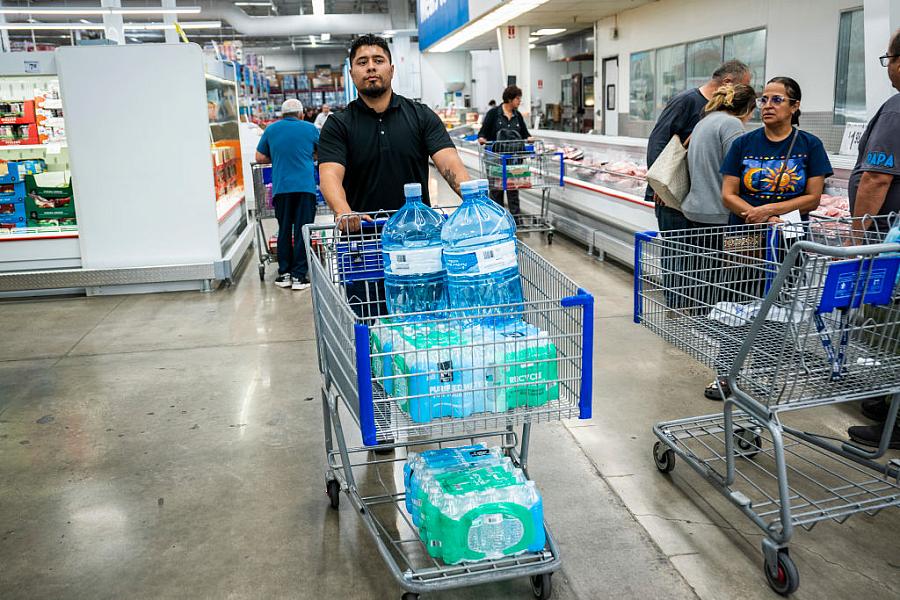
1, 0, 650, 59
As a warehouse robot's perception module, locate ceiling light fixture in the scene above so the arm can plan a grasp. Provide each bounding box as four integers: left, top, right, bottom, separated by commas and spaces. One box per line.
311, 0, 325, 16
529, 43, 535, 49
321, 32, 331, 42
427, 0, 549, 53
0, 21, 222, 31
125, 21, 222, 30
0, 7, 202, 16
233, 2, 274, 6
533, 28, 566, 36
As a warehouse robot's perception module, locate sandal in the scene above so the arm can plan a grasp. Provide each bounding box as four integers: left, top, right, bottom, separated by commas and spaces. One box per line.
704, 377, 730, 400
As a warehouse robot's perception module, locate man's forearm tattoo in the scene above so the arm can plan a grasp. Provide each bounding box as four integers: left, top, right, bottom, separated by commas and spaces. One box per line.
441, 167, 461, 195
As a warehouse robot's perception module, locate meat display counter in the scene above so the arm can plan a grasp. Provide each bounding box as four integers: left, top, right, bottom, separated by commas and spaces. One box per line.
449, 125, 855, 269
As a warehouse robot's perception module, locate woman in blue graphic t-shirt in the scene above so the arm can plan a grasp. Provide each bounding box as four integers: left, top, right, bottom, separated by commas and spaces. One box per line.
721, 77, 832, 225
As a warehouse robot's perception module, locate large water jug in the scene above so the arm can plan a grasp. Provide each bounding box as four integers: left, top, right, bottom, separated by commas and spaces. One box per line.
442, 180, 523, 324
382, 183, 448, 319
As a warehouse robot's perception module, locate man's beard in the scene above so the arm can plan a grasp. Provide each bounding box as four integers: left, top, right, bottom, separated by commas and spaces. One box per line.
359, 82, 388, 98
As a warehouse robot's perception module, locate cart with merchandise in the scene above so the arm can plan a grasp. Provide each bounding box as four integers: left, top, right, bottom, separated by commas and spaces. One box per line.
481, 139, 564, 244
305, 213, 594, 599
250, 162, 276, 280
633, 216, 900, 595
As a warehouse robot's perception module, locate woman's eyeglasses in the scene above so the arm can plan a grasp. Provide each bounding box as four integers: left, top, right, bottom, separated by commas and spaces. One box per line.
880, 54, 898, 67
755, 95, 796, 108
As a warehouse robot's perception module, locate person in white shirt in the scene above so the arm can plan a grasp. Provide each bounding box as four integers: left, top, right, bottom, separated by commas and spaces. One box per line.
314, 104, 331, 130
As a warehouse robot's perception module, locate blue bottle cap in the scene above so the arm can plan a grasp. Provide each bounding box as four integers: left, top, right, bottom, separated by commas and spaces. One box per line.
460, 180, 479, 194
404, 183, 422, 197
476, 179, 489, 192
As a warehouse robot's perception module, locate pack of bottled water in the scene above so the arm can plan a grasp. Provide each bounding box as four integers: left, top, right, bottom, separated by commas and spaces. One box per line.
403, 445, 546, 565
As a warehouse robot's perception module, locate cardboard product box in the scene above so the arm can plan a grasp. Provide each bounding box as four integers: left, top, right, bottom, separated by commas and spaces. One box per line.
25, 175, 75, 219
0, 181, 25, 199
0, 201, 26, 226
0, 100, 35, 124
27, 218, 60, 228
18, 159, 46, 176
0, 123, 39, 145
0, 161, 21, 184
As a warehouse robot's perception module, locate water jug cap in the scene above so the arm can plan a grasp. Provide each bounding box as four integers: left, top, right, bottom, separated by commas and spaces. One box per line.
477, 179, 489, 191
403, 183, 422, 197
460, 180, 479, 194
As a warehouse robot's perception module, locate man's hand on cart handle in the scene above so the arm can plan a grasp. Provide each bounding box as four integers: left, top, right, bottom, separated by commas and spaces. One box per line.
477, 137, 487, 145
336, 212, 374, 233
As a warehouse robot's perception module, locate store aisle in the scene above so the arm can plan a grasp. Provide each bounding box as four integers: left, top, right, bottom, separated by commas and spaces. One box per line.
0, 171, 897, 599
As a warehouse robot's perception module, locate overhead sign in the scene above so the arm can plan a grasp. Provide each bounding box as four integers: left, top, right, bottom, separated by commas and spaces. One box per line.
418, 0, 469, 51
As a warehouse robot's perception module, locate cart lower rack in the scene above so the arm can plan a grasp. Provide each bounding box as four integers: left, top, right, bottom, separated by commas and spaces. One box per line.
635, 216, 900, 596
306, 215, 593, 599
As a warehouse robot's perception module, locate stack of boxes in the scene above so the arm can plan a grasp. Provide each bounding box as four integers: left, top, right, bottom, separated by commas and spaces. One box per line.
0, 160, 50, 229
34, 86, 66, 145
0, 100, 39, 146
24, 172, 75, 228
211, 145, 239, 200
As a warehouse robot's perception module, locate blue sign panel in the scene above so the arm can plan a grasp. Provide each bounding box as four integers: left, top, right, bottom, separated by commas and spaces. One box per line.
817, 256, 900, 313
418, 0, 470, 51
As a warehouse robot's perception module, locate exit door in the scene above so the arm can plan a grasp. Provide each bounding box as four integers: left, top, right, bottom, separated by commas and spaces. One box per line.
603, 57, 619, 136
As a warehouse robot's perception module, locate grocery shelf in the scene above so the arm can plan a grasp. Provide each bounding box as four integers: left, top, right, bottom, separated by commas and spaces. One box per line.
0, 142, 66, 151
216, 187, 245, 223
0, 226, 78, 242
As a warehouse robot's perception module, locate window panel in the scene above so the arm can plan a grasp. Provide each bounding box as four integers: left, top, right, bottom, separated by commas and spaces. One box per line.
724, 29, 766, 94
687, 37, 723, 90
629, 50, 655, 121
655, 44, 686, 116
834, 9, 866, 124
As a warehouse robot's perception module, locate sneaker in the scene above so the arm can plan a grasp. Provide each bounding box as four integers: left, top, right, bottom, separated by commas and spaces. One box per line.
292, 276, 310, 291
847, 423, 900, 450
274, 274, 292, 288
861, 396, 891, 423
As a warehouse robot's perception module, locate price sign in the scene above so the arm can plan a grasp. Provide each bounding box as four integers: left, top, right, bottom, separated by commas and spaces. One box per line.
839, 122, 867, 156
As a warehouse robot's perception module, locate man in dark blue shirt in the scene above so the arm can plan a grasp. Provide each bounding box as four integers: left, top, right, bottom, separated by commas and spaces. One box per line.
256, 98, 319, 290
645, 60, 751, 231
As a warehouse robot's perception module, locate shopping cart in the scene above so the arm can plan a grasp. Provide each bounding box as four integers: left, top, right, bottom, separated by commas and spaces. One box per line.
250, 163, 276, 281
252, 162, 334, 281
634, 216, 900, 595
305, 212, 594, 599
481, 138, 564, 244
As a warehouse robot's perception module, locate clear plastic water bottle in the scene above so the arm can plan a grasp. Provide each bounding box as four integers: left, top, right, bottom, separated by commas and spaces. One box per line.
442, 180, 523, 324
382, 183, 448, 319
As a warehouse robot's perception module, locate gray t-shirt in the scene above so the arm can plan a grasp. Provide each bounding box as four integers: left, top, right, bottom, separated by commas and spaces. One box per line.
682, 111, 745, 224
849, 93, 900, 216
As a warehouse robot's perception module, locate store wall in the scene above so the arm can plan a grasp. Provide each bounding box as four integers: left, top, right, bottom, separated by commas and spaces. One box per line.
471, 49, 502, 112
420, 51, 471, 108
596, 0, 860, 150
261, 53, 303, 72
529, 49, 594, 112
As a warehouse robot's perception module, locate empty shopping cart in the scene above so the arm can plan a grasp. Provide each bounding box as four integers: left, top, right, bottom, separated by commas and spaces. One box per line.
250, 163, 276, 281
305, 213, 594, 599
481, 139, 564, 244
634, 217, 900, 595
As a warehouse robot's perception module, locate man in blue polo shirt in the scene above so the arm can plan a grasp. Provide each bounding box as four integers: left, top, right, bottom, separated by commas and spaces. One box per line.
256, 98, 319, 290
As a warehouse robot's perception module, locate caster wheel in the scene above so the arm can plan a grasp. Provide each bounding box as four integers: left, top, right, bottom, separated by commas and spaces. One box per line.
764, 550, 799, 596
326, 479, 340, 510
258, 264, 266, 281
653, 441, 676, 473
530, 573, 552, 599
735, 427, 762, 459
546, 233, 554, 245
401, 593, 418, 600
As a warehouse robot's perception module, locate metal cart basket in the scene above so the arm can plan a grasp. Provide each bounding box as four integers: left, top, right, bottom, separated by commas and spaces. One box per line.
250, 163, 276, 280
305, 213, 594, 599
481, 139, 564, 244
634, 216, 900, 595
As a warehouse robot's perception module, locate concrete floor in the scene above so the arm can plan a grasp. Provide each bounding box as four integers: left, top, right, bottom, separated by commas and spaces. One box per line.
1, 176, 898, 599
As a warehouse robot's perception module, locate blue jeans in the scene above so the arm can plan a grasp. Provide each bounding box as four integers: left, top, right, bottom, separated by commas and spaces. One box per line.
273, 192, 316, 279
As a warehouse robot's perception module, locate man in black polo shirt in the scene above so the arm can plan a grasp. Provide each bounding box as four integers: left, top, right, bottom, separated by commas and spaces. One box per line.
318, 34, 470, 232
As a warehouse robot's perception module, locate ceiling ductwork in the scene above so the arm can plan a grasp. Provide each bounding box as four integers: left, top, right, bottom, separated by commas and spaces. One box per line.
202, 5, 392, 37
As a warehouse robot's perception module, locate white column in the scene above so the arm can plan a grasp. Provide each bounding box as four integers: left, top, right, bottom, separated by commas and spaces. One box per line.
496, 25, 531, 119
163, 0, 179, 44
0, 7, 9, 53
101, 0, 126, 45
864, 0, 900, 117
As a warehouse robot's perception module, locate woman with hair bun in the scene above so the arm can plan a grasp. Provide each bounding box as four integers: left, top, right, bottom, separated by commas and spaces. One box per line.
682, 83, 757, 226
721, 76, 832, 225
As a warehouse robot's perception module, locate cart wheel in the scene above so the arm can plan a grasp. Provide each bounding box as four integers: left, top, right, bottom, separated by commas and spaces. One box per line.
400, 593, 418, 600
546, 232, 554, 245
764, 550, 799, 596
326, 479, 340, 510
258, 264, 266, 281
735, 428, 762, 460
653, 441, 676, 473
530, 573, 552, 599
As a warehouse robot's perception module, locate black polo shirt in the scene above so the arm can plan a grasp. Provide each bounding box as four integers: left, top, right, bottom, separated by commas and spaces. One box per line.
317, 92, 455, 212
477, 105, 531, 142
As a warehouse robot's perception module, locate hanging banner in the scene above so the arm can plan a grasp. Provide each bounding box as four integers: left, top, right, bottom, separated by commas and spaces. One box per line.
417, 0, 470, 51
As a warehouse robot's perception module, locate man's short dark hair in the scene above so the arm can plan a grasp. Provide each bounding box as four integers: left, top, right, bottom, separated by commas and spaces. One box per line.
712, 59, 750, 82
890, 28, 900, 57
349, 34, 392, 64
502, 85, 522, 104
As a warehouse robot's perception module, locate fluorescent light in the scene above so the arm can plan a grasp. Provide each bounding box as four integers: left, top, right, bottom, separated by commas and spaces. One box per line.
312, 0, 325, 16
533, 28, 566, 36
79, 19, 93, 24
529, 44, 535, 49
0, 7, 202, 16
321, 32, 331, 42
125, 21, 222, 30
0, 23, 105, 30
427, 0, 549, 53
233, 2, 274, 6
309, 34, 317, 47
528, 36, 538, 43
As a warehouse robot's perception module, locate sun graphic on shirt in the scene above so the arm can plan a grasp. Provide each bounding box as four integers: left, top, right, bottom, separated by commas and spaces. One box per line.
760, 163, 803, 194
